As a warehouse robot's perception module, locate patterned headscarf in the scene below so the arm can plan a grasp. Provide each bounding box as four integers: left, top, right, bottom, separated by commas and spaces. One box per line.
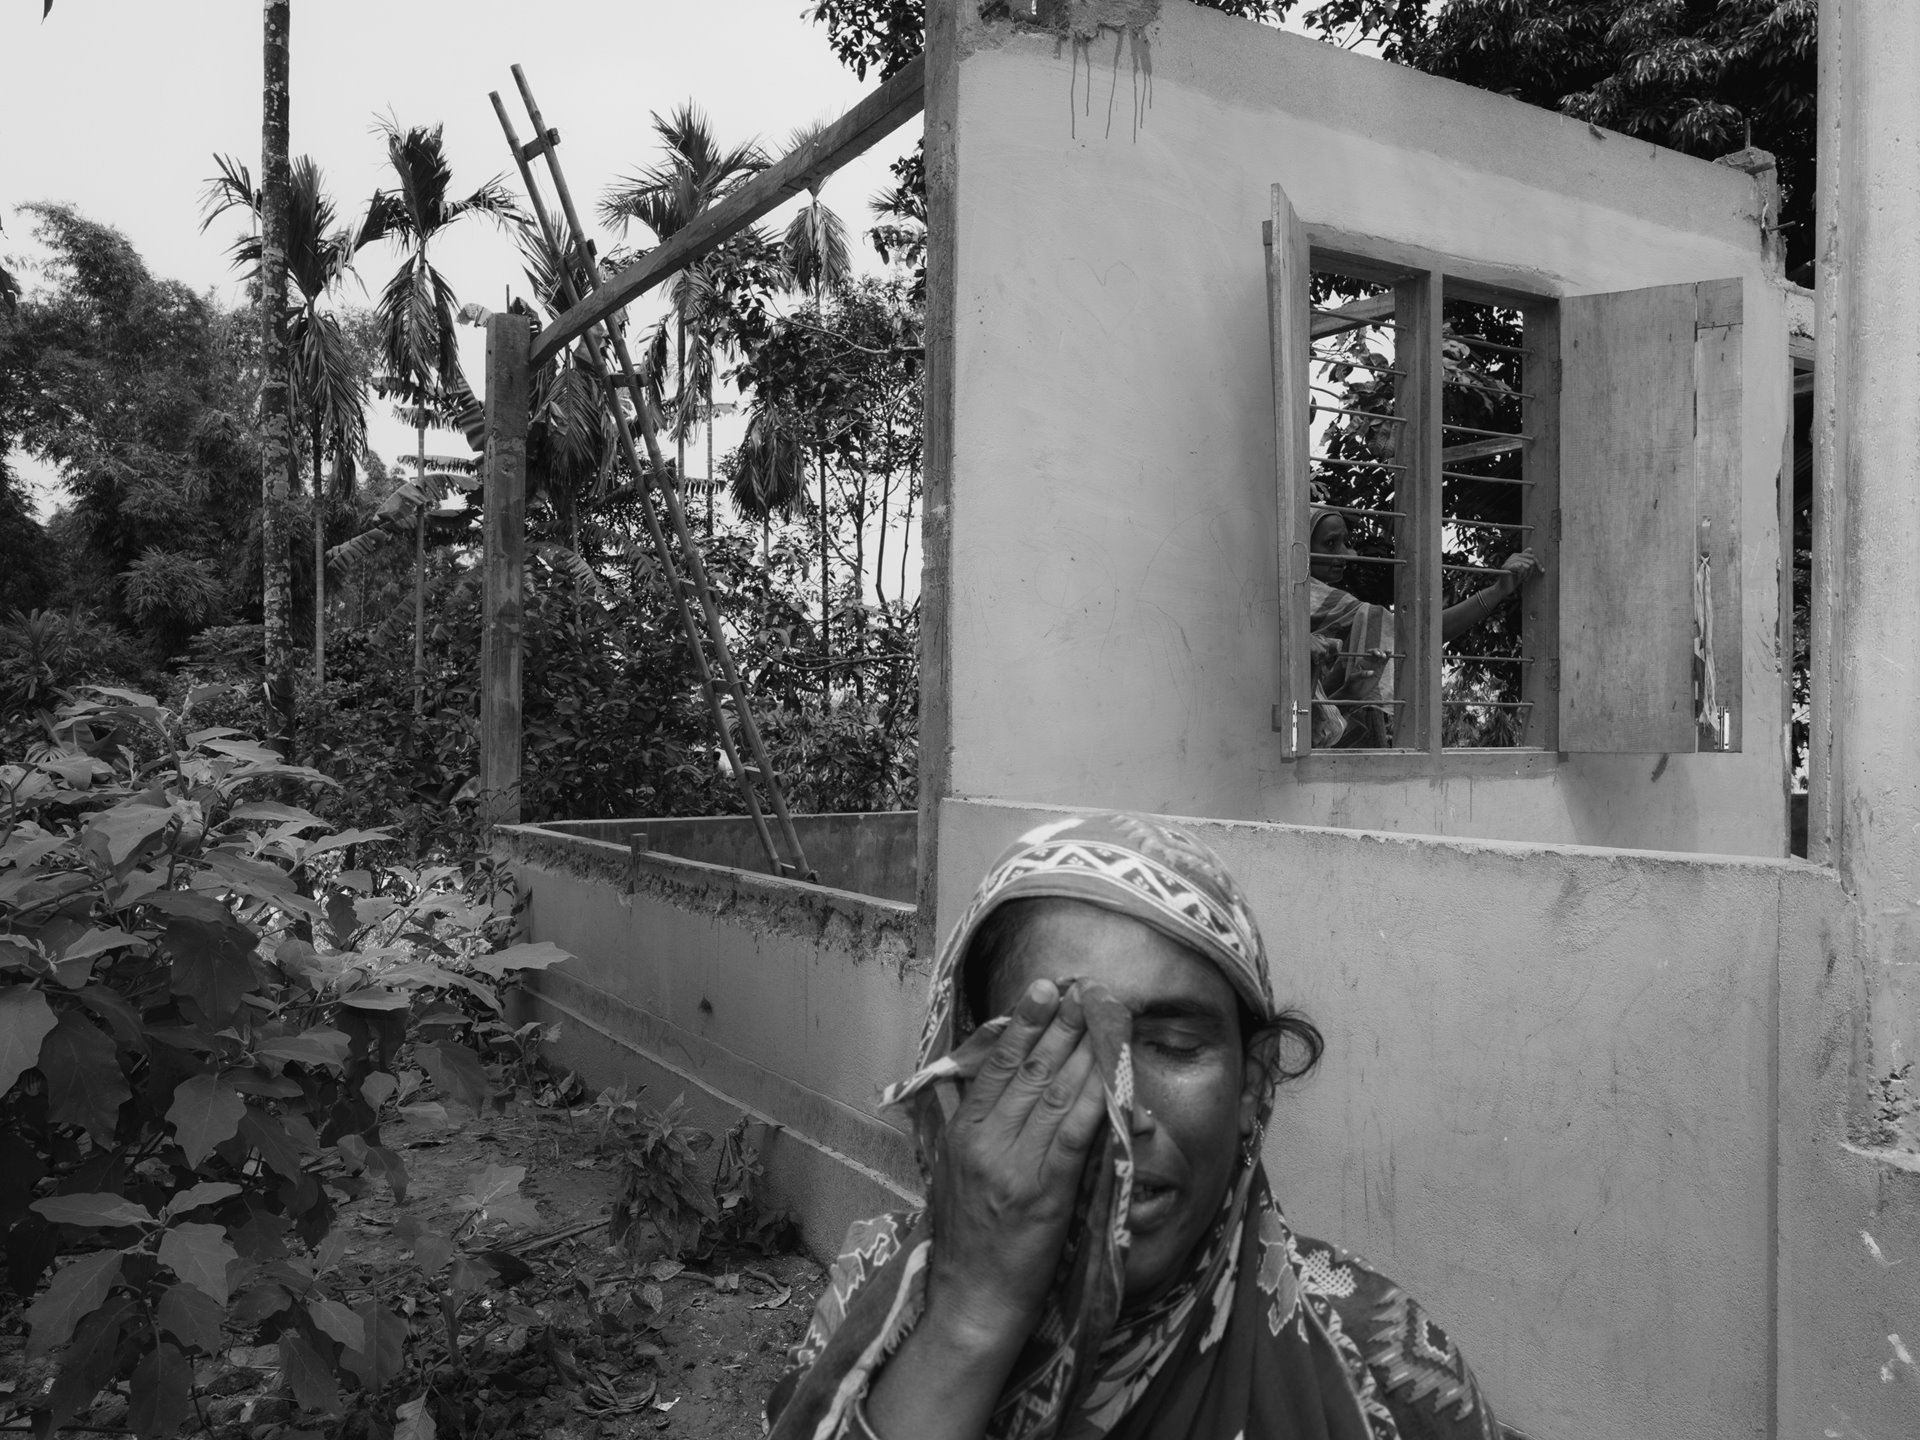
766, 813, 1500, 1440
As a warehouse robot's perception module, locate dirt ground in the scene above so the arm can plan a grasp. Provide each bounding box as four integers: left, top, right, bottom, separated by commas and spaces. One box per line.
1, 1102, 829, 1440
328, 1104, 829, 1439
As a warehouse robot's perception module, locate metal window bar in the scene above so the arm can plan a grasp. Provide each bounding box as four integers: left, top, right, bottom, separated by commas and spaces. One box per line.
1322, 505, 1407, 522
1443, 563, 1517, 577
1443, 377, 1534, 400
1447, 654, 1535, 664
1311, 353, 1408, 376
1442, 422, 1530, 442
1453, 334, 1528, 358
1337, 650, 1407, 659
495, 69, 814, 883
1317, 698, 1409, 707
1313, 455, 1409, 472
1314, 552, 1407, 567
1442, 700, 1536, 709
1315, 405, 1408, 425
1442, 471, 1536, 486
1444, 516, 1533, 533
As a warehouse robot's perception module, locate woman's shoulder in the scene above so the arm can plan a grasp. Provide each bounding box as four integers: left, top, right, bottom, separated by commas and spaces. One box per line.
1293, 1233, 1514, 1440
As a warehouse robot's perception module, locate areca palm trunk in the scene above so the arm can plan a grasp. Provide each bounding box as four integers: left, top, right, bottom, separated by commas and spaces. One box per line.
312, 409, 326, 688
413, 413, 427, 716
259, 0, 296, 753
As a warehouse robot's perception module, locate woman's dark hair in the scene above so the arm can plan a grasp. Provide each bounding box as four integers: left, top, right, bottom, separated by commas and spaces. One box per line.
961, 898, 1325, 1088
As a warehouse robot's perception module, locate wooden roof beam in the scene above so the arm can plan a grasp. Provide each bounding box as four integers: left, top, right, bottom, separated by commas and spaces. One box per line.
528, 55, 926, 369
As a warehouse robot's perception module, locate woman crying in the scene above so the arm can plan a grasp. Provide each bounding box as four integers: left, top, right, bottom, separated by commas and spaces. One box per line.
766, 811, 1508, 1440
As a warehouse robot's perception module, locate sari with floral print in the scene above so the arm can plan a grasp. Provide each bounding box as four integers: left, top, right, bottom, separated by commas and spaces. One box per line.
765, 812, 1505, 1440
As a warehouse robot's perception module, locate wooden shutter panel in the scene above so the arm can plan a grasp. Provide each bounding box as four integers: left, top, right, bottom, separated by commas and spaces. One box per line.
1265, 186, 1311, 758
1558, 279, 1744, 753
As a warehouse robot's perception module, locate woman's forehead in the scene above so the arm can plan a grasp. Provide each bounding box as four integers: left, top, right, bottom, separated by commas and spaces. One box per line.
987, 898, 1236, 1013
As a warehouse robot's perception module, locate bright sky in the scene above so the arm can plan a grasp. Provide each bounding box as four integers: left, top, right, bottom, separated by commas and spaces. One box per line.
2, 0, 917, 511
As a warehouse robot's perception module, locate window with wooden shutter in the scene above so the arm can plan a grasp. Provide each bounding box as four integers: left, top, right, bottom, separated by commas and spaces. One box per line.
1266, 187, 1562, 761
1559, 279, 1744, 753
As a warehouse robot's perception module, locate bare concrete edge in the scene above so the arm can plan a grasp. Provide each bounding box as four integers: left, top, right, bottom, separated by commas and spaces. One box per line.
497, 824, 920, 970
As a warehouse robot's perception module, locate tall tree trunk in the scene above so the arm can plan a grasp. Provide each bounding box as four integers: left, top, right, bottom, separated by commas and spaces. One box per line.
818, 437, 830, 706
676, 315, 687, 514
259, 0, 296, 754
874, 459, 892, 615
312, 409, 326, 689
705, 370, 715, 533
899, 459, 914, 605
413, 416, 427, 716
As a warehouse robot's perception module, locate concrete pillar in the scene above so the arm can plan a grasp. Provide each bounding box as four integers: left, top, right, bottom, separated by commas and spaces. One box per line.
1813, 0, 1920, 1082
479, 312, 531, 826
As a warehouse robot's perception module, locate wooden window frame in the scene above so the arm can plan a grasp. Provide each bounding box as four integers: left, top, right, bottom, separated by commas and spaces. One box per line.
1267, 209, 1563, 769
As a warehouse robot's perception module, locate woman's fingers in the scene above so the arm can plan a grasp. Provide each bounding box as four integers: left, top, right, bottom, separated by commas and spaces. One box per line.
1044, 1050, 1111, 1168
993, 988, 1089, 1132
964, 979, 1060, 1115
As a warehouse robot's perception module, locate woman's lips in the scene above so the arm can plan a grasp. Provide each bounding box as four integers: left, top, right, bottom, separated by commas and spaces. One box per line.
1128, 1178, 1181, 1232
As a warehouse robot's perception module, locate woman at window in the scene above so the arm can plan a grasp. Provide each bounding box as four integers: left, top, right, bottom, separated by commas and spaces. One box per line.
1310, 503, 1543, 748
765, 811, 1508, 1440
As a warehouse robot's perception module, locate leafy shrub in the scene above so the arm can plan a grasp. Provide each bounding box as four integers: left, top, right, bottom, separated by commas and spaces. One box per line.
0, 688, 569, 1437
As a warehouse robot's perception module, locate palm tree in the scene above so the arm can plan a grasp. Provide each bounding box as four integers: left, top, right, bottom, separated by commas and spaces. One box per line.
360, 116, 519, 714
204, 155, 369, 689
600, 103, 768, 532
779, 126, 853, 691
259, 0, 295, 751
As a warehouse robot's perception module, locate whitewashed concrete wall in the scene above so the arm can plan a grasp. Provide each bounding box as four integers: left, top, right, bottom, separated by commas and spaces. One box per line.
938, 798, 1844, 1440
942, 1, 1790, 855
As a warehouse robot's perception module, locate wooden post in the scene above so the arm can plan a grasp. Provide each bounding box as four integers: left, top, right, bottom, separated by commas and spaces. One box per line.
480, 312, 531, 826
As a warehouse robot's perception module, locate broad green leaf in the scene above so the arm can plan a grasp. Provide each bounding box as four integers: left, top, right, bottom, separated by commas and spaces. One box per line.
165, 913, 259, 1024
467, 941, 573, 978
238, 1107, 309, 1180
163, 1181, 241, 1219
338, 986, 409, 1011
459, 1162, 531, 1226
158, 1222, 238, 1306
395, 1393, 437, 1440
81, 802, 176, 867
1, 831, 70, 869
155, 1281, 224, 1353
83, 685, 158, 707
25, 1250, 123, 1358
279, 1332, 340, 1413
31, 1192, 155, 1228
366, 1144, 410, 1200
0, 984, 58, 1096
76, 983, 146, 1052
307, 1296, 365, 1352
201, 737, 286, 765
256, 1027, 350, 1068
128, 1341, 191, 1439
360, 1070, 399, 1109
413, 1233, 454, 1272
167, 1074, 247, 1168
61, 927, 148, 963
226, 800, 328, 829
40, 1010, 128, 1140
308, 827, 396, 855
342, 1301, 407, 1393
397, 1101, 450, 1127
415, 1040, 495, 1116
44, 1295, 134, 1433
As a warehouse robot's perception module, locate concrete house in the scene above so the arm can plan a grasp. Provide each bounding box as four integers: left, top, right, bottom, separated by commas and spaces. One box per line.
494, 3, 1920, 1436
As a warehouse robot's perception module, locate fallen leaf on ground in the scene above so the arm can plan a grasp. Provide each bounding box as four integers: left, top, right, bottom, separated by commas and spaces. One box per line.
751, 1284, 793, 1310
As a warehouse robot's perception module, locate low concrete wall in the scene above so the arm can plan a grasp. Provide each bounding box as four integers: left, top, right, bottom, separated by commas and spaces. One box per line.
939, 798, 1846, 1440
498, 823, 930, 1258
543, 812, 917, 903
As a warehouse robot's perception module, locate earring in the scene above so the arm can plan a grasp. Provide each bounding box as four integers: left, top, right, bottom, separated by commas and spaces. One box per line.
1240, 1119, 1265, 1169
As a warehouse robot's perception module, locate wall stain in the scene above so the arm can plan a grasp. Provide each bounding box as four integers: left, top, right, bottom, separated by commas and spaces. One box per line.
990, 0, 1158, 140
